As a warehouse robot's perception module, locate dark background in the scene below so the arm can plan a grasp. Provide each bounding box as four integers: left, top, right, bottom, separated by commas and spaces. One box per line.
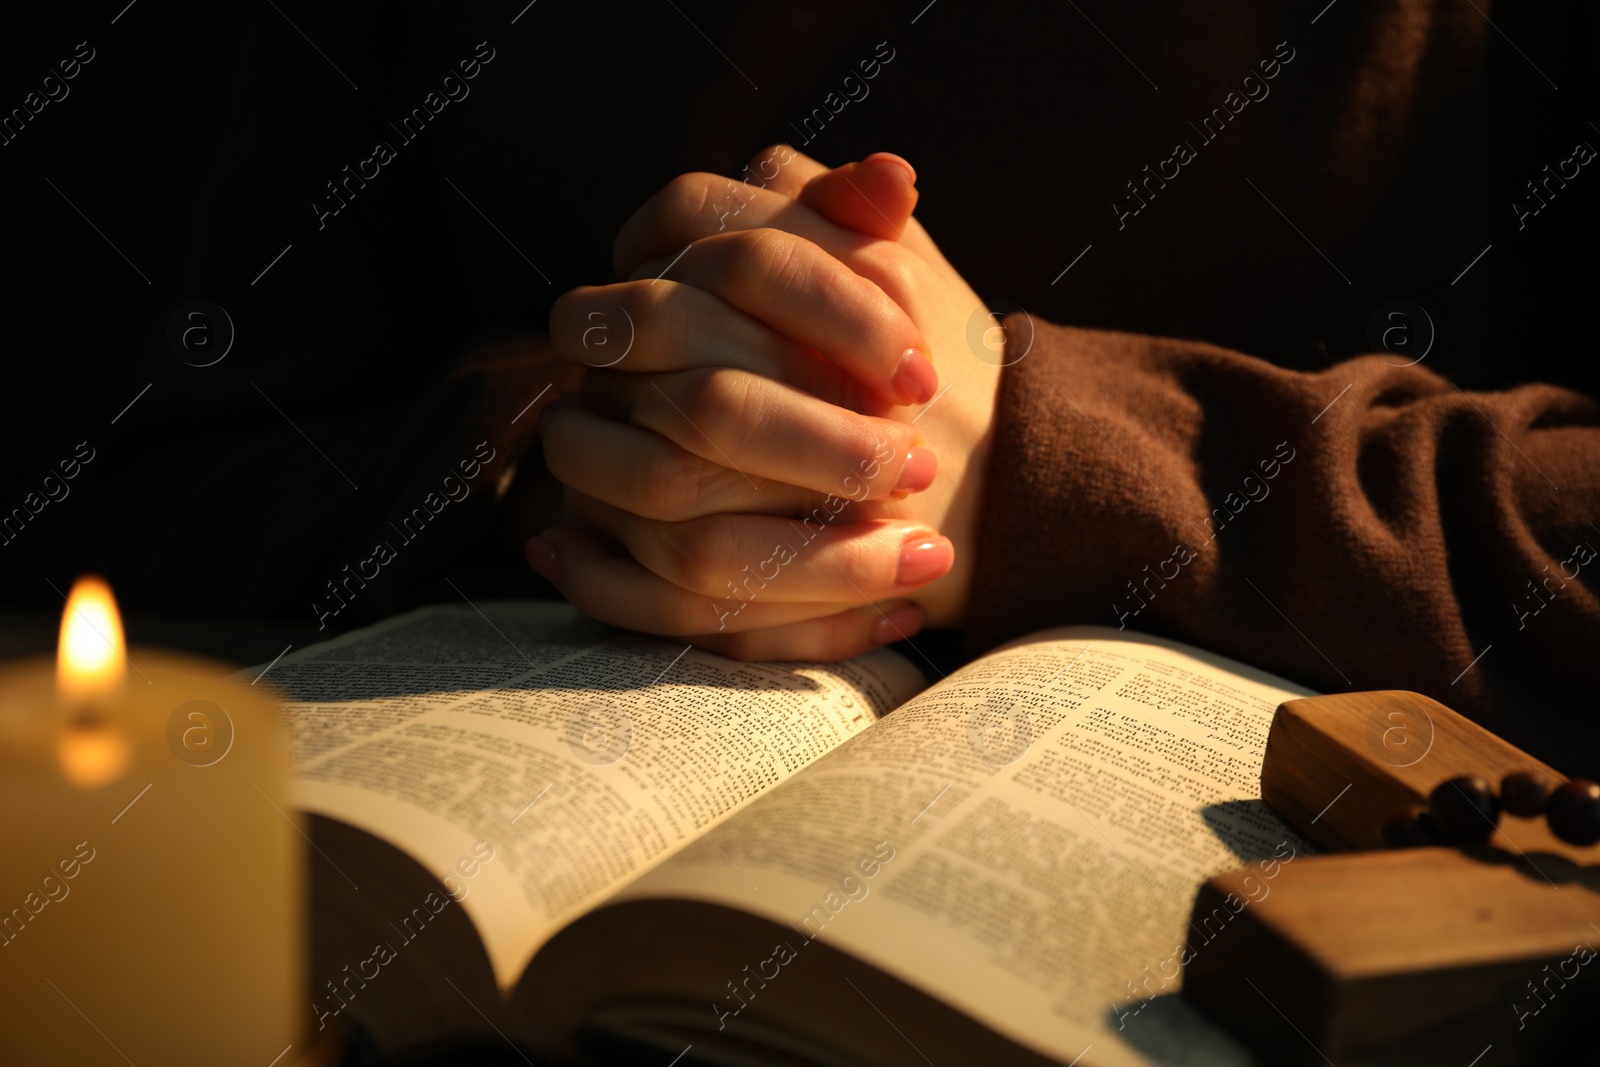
1, 0, 1596, 634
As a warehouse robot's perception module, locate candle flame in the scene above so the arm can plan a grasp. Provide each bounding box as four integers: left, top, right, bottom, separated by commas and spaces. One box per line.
58, 575, 125, 700
57, 576, 131, 786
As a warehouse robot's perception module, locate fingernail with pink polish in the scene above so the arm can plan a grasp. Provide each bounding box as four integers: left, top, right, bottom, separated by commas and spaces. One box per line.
892, 446, 938, 496
892, 348, 938, 406
526, 536, 559, 581
873, 604, 925, 645
897, 534, 953, 587
864, 152, 917, 185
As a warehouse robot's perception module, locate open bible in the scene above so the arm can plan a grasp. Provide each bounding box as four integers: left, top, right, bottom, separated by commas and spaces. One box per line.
264, 602, 1317, 1066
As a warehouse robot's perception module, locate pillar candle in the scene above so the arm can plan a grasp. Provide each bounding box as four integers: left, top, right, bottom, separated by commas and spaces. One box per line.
0, 577, 305, 1065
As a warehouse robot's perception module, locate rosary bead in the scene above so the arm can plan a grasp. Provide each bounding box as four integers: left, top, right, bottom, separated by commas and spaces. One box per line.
1381, 805, 1439, 848
1499, 771, 1554, 817
1428, 776, 1499, 845
1546, 778, 1600, 846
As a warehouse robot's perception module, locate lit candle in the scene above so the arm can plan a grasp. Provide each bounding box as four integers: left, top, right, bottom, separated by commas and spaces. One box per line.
0, 577, 308, 1065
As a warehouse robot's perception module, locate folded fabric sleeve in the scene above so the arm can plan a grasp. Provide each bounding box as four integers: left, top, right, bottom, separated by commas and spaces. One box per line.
967, 317, 1600, 766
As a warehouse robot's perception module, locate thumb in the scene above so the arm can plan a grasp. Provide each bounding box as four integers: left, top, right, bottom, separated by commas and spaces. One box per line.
796, 152, 919, 241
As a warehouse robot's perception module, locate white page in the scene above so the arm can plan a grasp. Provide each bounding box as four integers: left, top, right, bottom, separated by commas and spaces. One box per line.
616, 626, 1319, 1066
257, 602, 926, 987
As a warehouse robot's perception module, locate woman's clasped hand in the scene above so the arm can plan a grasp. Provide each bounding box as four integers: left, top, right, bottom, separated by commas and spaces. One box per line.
529, 146, 1006, 661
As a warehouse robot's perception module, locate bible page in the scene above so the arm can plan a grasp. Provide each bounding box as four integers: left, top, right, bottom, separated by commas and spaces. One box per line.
258, 602, 926, 988
612, 626, 1320, 1067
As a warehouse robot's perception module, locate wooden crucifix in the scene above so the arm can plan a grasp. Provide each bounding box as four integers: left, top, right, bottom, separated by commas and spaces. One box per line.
1183, 690, 1599, 1066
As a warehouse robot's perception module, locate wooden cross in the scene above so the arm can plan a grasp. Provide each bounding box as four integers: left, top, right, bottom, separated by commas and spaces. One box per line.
1183, 691, 1598, 1066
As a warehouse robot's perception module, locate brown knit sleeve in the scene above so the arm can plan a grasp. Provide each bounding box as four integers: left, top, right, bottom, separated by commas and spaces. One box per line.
965, 318, 1600, 768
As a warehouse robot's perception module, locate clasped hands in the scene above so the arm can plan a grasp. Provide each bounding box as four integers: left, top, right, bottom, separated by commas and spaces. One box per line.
529, 146, 1002, 661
